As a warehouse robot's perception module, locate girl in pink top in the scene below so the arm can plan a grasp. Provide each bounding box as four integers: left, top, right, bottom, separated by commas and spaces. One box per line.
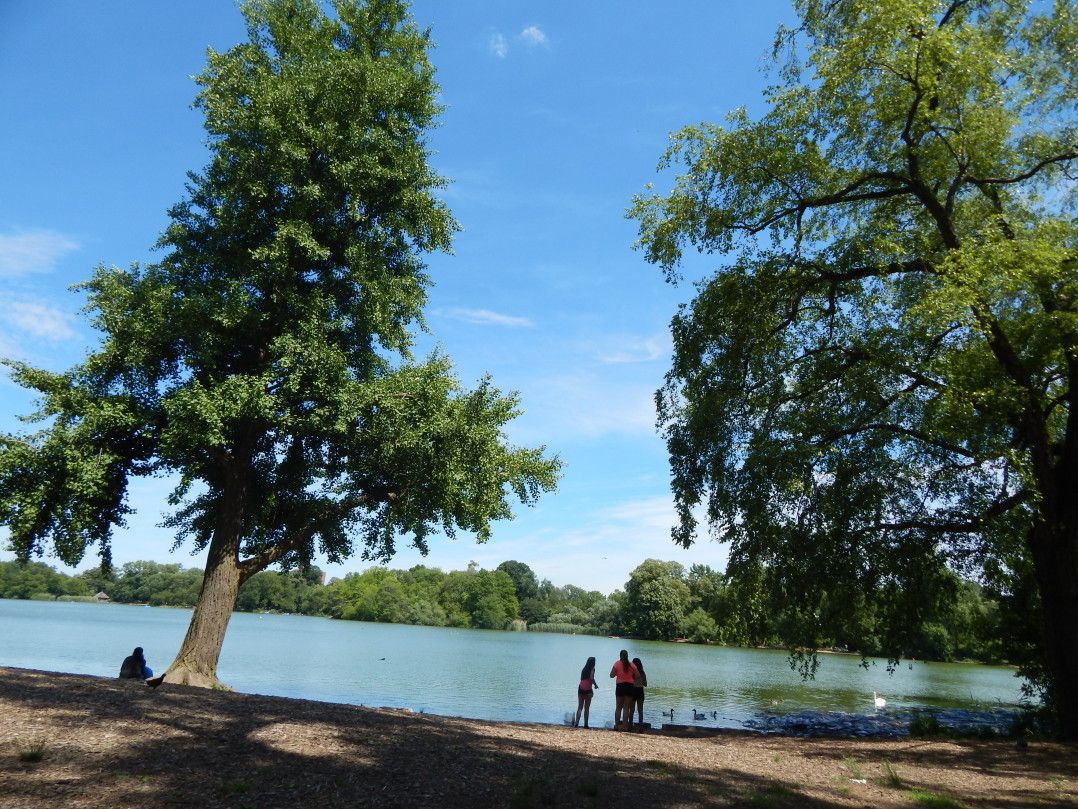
573, 656, 597, 728
609, 649, 637, 729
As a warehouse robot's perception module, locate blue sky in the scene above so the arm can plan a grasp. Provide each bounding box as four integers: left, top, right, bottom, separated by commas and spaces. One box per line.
0, 1, 793, 594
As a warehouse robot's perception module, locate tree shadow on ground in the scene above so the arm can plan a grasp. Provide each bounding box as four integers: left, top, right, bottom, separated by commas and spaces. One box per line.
1, 667, 1075, 808
792, 736, 1078, 808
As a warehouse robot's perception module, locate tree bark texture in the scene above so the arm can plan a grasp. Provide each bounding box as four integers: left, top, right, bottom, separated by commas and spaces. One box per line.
160, 462, 251, 689
159, 533, 243, 689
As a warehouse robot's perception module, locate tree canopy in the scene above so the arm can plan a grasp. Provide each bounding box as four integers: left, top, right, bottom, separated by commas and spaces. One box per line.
631, 0, 1076, 737
0, 0, 559, 687
623, 559, 692, 640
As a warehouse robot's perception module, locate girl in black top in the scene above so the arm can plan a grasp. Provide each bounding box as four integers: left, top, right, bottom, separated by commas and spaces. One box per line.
631, 657, 648, 729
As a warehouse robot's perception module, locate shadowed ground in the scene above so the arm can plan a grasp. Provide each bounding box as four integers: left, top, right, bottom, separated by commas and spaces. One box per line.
1, 667, 1074, 808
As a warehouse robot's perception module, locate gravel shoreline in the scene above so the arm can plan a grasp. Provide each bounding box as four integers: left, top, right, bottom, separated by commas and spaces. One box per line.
1, 666, 1074, 808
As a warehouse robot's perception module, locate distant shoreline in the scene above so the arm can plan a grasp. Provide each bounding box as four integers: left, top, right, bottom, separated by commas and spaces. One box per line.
3, 596, 1018, 671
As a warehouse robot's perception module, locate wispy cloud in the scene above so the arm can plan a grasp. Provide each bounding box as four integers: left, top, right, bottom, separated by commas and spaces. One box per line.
2, 299, 77, 341
441, 307, 534, 328
0, 229, 78, 276
514, 372, 657, 440
520, 25, 548, 47
596, 496, 679, 527
489, 32, 508, 58
591, 333, 670, 364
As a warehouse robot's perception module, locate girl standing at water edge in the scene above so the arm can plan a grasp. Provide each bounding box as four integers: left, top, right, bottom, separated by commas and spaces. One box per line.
609, 650, 637, 730
574, 656, 598, 728
631, 658, 647, 731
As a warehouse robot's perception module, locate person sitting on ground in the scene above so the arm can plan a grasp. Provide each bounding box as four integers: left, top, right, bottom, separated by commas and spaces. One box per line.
118, 646, 152, 680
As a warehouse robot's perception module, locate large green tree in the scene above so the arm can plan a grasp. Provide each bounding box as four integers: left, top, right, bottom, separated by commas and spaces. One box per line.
631, 0, 1076, 735
623, 559, 693, 640
0, 0, 558, 688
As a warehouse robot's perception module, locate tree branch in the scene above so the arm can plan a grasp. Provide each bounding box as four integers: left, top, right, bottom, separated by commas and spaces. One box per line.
869, 489, 1032, 534
969, 153, 1078, 186
938, 0, 971, 29
742, 172, 911, 235
813, 422, 978, 458
236, 489, 386, 579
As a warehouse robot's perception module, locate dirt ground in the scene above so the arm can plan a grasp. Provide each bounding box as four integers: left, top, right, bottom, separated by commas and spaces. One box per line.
1, 666, 1075, 808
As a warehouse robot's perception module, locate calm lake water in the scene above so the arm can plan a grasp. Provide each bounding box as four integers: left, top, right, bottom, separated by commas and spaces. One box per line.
0, 599, 1024, 729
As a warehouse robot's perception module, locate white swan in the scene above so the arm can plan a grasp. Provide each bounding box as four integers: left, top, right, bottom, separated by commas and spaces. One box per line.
873, 691, 886, 710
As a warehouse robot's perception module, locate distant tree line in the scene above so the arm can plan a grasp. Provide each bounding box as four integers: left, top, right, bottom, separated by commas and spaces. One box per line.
0, 557, 1007, 664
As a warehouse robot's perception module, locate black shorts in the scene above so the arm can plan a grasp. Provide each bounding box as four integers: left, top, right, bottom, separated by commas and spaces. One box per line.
634, 687, 645, 702
578, 688, 593, 697
615, 682, 635, 697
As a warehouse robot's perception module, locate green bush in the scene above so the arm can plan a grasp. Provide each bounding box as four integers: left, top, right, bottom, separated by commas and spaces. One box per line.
681, 607, 719, 643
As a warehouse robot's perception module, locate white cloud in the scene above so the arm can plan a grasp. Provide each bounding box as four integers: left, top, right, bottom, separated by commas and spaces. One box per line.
592, 334, 670, 364
515, 372, 657, 440
596, 496, 678, 527
0, 229, 79, 276
441, 307, 534, 327
521, 496, 727, 592
3, 299, 77, 341
520, 25, 548, 47
489, 32, 508, 58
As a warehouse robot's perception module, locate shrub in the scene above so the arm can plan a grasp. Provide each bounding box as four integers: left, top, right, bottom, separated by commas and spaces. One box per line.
881, 761, 903, 787
14, 736, 47, 763
908, 714, 942, 738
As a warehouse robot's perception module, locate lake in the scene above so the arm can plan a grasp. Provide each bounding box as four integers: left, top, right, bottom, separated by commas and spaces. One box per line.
0, 599, 1025, 729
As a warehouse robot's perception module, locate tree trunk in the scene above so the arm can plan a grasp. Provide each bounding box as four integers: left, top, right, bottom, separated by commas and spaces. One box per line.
1029, 517, 1078, 741
159, 532, 244, 689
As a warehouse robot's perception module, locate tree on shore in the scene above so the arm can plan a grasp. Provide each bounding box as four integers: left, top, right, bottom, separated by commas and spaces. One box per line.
623, 559, 692, 640
0, 0, 559, 688
631, 0, 1076, 736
